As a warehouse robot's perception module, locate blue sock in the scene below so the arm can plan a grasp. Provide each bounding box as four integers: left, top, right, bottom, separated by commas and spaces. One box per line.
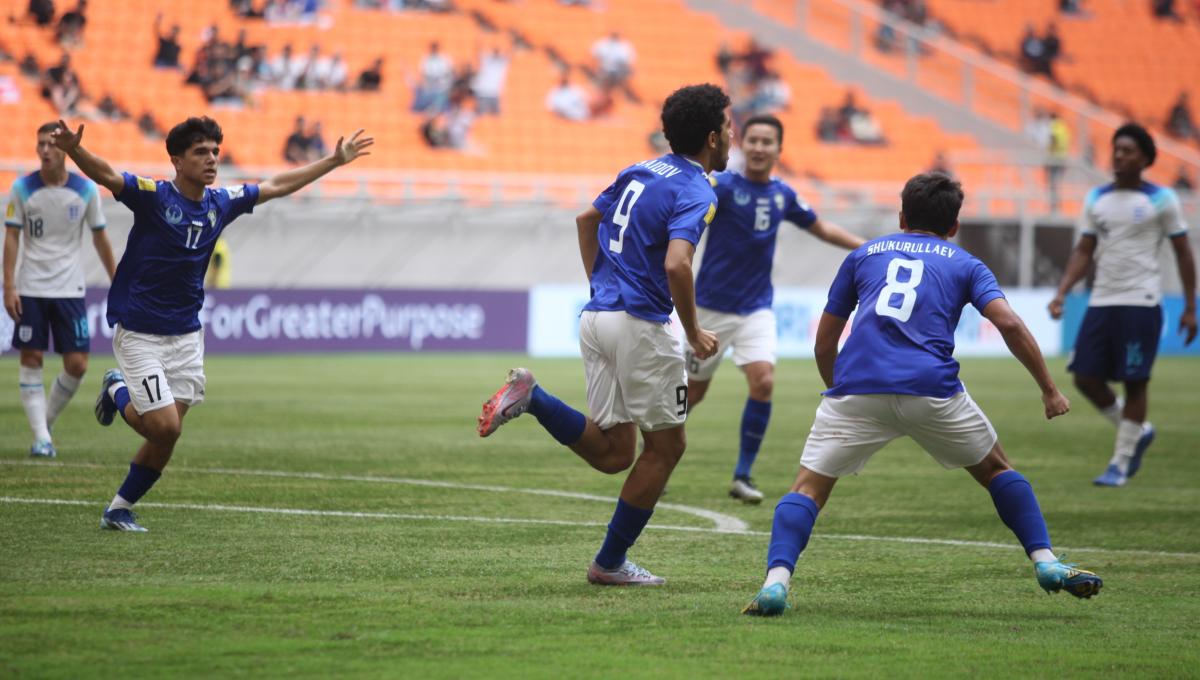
113, 385, 131, 421
734, 397, 772, 479
527, 385, 586, 446
766, 492, 821, 572
116, 462, 162, 505
988, 470, 1052, 554
594, 498, 655, 570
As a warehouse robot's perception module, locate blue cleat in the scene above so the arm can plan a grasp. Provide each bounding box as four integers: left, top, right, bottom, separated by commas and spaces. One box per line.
1093, 464, 1127, 487
1127, 423, 1155, 479
100, 507, 148, 532
1035, 558, 1102, 599
742, 583, 789, 616
29, 439, 57, 458
94, 369, 125, 426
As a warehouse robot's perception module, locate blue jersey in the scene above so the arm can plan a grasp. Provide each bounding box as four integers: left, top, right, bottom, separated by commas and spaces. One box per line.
824, 232, 1004, 398
583, 154, 717, 323
106, 173, 259, 335
695, 171, 817, 314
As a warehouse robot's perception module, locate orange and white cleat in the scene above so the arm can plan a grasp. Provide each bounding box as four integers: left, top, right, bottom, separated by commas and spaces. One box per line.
477, 367, 537, 437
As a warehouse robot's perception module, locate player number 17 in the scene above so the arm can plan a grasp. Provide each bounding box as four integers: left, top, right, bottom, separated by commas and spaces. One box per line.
608, 179, 645, 255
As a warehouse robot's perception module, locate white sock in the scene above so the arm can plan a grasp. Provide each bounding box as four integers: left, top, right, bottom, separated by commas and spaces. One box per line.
763, 566, 791, 589
1109, 419, 1143, 474
108, 494, 133, 511
19, 365, 51, 442
1099, 398, 1124, 427
1029, 548, 1057, 563
46, 371, 83, 429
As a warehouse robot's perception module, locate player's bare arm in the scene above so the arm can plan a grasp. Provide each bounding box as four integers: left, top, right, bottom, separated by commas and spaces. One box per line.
51, 121, 124, 197
665, 238, 718, 359
576, 206, 602, 279
2, 227, 20, 321
813, 311, 847, 390
91, 229, 117, 281
809, 218, 866, 250
982, 298, 1069, 419
1170, 233, 1197, 345
257, 129, 373, 204
1047, 234, 1097, 319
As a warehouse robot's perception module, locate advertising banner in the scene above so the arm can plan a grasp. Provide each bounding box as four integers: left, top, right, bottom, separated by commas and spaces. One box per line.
1, 289, 528, 354
1061, 292, 1200, 357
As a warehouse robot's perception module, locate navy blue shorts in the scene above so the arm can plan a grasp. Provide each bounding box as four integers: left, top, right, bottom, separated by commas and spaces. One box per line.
12, 296, 90, 354
1067, 305, 1162, 382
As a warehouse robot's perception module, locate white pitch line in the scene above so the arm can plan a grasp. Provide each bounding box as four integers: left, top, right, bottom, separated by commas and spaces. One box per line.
1, 495, 1198, 560
0, 459, 749, 533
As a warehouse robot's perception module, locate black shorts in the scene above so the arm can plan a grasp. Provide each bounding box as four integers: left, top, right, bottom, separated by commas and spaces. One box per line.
1067, 305, 1162, 382
11, 296, 90, 354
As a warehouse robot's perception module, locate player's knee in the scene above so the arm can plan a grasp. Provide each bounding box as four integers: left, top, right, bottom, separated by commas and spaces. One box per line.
19, 351, 44, 369
64, 355, 88, 378
146, 419, 183, 445
749, 375, 774, 401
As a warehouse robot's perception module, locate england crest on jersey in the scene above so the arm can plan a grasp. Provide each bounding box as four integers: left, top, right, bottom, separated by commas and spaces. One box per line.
68, 204, 80, 221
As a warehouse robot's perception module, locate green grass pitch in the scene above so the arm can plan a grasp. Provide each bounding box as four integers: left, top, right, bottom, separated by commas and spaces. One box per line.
2, 354, 1199, 678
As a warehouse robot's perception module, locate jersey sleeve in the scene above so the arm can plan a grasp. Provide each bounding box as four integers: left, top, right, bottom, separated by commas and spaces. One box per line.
116, 172, 158, 212
1078, 188, 1099, 236
783, 186, 817, 229
824, 250, 860, 318
665, 185, 715, 244
222, 184, 260, 220
967, 260, 1006, 312
1158, 188, 1188, 237
85, 181, 106, 230
4, 180, 24, 229
592, 174, 623, 215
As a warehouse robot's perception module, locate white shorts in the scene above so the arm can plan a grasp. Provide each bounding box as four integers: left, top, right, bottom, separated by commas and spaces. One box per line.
579, 310, 688, 432
686, 307, 777, 381
113, 325, 206, 415
800, 392, 998, 478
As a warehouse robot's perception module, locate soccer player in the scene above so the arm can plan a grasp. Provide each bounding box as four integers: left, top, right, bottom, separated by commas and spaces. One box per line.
687, 114, 865, 504
4, 121, 117, 458
50, 116, 373, 531
1048, 123, 1195, 487
742, 173, 1102, 616
477, 84, 729, 585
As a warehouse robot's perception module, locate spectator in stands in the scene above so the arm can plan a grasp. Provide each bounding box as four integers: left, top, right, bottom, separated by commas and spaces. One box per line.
928, 151, 953, 176
307, 51, 348, 91
56, 0, 87, 49
304, 121, 328, 161
740, 39, 773, 86
41, 54, 81, 116
203, 50, 246, 106
284, 116, 310, 164
1153, 0, 1184, 21
96, 94, 128, 121
413, 41, 453, 113
295, 45, 322, 89
546, 74, 590, 121
1174, 166, 1195, 193
231, 0, 264, 18
1167, 91, 1199, 143
816, 107, 841, 142
269, 43, 306, 90
421, 91, 475, 150
591, 31, 637, 102
29, 0, 55, 27
1059, 0, 1085, 15
1020, 23, 1062, 83
472, 46, 509, 115
1046, 111, 1071, 212
358, 57, 384, 91
153, 14, 182, 69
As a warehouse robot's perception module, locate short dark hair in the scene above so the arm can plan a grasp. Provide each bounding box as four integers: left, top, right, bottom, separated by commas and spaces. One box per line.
37, 121, 61, 136
1113, 122, 1156, 167
166, 116, 223, 157
661, 84, 730, 156
901, 172, 964, 236
741, 114, 784, 146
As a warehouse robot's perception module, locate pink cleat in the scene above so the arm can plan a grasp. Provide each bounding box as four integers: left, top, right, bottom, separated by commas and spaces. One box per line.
477, 368, 537, 437
587, 560, 666, 586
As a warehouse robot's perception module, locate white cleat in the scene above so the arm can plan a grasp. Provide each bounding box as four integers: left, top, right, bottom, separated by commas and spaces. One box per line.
729, 477, 764, 504
477, 367, 537, 437
587, 560, 666, 586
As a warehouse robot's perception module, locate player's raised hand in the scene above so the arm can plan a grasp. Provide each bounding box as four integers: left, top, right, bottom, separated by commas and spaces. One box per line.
1179, 307, 1197, 346
1041, 389, 1070, 420
333, 129, 374, 165
688, 328, 719, 361
50, 120, 83, 152
1046, 296, 1065, 320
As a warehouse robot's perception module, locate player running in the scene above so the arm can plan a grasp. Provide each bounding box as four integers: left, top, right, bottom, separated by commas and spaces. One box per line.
1048, 123, 1196, 487
478, 84, 729, 586
50, 116, 373, 531
687, 114, 864, 504
742, 173, 1101, 616
4, 122, 117, 458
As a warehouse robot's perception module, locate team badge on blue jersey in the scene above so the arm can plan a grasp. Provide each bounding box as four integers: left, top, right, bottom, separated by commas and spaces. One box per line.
164, 204, 183, 225
734, 189, 751, 206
